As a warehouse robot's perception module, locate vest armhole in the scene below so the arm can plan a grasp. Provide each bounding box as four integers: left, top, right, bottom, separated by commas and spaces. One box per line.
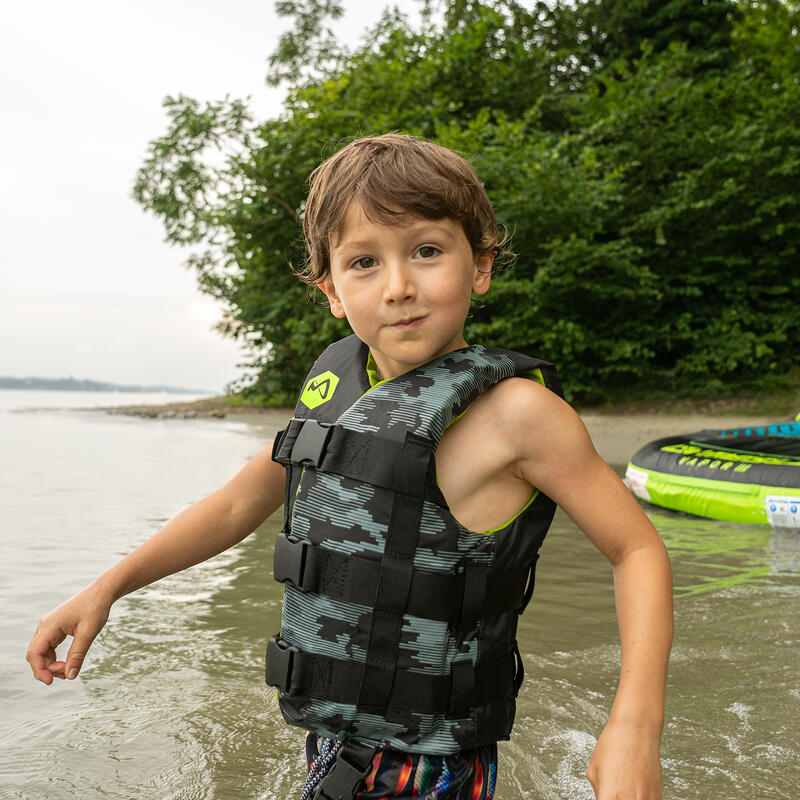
475, 489, 540, 535
436, 369, 546, 534
526, 367, 545, 387
432, 482, 542, 535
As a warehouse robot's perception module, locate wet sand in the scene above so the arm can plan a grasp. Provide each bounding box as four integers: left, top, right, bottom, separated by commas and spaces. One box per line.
99, 399, 777, 469
579, 412, 776, 467
99, 397, 280, 420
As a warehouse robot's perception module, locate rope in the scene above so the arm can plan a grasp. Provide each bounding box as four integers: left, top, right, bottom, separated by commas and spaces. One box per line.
300, 737, 343, 800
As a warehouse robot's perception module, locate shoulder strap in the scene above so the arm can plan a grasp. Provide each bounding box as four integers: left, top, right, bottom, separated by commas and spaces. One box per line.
336, 344, 560, 445
292, 334, 371, 423
275, 335, 370, 535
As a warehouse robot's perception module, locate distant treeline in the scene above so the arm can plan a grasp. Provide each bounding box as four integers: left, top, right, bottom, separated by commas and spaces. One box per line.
0, 377, 204, 393
134, 0, 800, 403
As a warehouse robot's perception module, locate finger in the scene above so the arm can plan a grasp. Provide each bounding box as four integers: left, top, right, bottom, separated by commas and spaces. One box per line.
65, 631, 95, 680
28, 657, 55, 684
31, 664, 55, 685
27, 634, 63, 685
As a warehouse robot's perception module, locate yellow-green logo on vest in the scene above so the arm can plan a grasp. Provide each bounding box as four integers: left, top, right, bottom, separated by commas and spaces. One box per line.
300, 370, 340, 409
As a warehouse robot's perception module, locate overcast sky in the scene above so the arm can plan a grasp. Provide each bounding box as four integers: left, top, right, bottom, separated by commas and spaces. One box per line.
1, 0, 420, 393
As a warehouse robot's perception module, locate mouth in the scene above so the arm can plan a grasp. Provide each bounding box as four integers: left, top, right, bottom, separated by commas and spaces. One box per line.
390, 316, 425, 330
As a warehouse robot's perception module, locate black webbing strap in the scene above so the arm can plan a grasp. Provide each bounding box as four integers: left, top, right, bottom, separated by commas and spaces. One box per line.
448, 660, 476, 718
273, 532, 529, 622
273, 419, 437, 500
355, 433, 432, 713
266, 636, 516, 714
314, 740, 377, 800
272, 433, 296, 536
458, 560, 489, 632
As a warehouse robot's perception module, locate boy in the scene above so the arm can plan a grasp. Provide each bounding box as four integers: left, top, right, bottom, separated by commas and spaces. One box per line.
28, 134, 672, 799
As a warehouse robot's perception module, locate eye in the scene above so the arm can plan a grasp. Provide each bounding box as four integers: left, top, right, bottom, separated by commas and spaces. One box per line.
416, 245, 440, 259
351, 256, 376, 270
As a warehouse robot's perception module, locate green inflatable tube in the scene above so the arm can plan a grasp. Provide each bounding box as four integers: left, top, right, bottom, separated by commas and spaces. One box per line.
625, 420, 800, 527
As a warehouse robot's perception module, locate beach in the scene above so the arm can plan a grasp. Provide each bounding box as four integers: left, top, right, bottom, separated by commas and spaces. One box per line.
99, 395, 780, 467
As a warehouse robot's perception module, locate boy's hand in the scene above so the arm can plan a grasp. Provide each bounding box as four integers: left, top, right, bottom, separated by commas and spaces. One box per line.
586, 719, 663, 799
27, 583, 112, 684
26, 442, 286, 686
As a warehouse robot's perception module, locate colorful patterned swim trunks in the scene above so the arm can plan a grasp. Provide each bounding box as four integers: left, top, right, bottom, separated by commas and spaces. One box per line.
302, 734, 497, 799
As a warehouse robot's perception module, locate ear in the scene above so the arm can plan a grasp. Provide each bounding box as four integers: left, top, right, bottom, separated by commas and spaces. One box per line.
317, 278, 347, 319
472, 251, 494, 296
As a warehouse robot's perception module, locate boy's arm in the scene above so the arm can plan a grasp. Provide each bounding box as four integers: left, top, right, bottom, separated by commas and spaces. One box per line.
27, 443, 286, 685
510, 383, 673, 800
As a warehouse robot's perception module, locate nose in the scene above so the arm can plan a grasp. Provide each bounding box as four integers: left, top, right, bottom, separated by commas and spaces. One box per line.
382, 260, 416, 304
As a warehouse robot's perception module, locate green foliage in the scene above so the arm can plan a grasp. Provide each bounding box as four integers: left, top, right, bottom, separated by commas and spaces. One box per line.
579, 43, 800, 391
134, 0, 800, 404
573, 0, 740, 66
731, 0, 800, 83
267, 1, 347, 87
134, 94, 253, 246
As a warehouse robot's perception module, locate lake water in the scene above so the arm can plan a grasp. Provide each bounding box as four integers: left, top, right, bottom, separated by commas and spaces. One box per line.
1, 391, 798, 799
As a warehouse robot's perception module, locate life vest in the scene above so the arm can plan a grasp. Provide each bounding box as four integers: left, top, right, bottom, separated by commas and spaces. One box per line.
266, 335, 562, 754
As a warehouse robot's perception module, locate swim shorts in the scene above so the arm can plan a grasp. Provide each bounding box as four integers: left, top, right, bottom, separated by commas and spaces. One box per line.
302, 733, 497, 799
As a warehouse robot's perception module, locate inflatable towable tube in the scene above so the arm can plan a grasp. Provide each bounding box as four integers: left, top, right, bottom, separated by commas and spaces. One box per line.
626, 420, 800, 527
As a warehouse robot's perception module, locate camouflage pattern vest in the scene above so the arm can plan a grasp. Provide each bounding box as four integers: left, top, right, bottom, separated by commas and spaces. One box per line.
266, 335, 562, 754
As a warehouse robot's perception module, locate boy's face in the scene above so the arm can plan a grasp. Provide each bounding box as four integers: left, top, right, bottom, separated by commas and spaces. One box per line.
319, 203, 493, 380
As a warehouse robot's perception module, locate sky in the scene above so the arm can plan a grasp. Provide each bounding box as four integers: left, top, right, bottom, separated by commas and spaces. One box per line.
1, 0, 421, 393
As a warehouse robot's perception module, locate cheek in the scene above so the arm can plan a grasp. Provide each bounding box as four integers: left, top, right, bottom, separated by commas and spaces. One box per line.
333, 284, 369, 322
451, 273, 478, 304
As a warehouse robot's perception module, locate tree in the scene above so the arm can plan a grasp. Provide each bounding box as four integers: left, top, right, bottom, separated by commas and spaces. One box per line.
266, 0, 347, 87
134, 0, 800, 403
732, 0, 800, 84
573, 0, 740, 67
571, 42, 800, 392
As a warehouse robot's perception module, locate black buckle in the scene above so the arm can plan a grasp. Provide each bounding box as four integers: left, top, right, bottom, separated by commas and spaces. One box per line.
273, 532, 311, 590
292, 419, 333, 467
314, 743, 376, 800
265, 636, 299, 694
271, 428, 287, 463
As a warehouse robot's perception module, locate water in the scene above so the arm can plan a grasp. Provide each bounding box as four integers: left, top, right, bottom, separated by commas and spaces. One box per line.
1, 391, 798, 799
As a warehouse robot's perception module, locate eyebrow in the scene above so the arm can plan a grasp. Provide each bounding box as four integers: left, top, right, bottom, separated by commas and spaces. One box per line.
334, 240, 377, 252
335, 223, 457, 253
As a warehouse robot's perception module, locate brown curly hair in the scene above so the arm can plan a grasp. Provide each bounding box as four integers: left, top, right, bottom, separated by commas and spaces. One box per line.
295, 133, 513, 289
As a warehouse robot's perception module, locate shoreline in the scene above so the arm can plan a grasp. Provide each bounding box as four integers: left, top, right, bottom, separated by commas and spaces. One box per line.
96, 392, 799, 420
98, 396, 289, 420
93, 396, 790, 468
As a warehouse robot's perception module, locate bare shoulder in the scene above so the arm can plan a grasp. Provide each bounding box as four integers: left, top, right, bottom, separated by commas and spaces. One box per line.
441, 374, 596, 472
478, 379, 663, 564
477, 376, 591, 451
437, 375, 635, 537
478, 376, 603, 494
